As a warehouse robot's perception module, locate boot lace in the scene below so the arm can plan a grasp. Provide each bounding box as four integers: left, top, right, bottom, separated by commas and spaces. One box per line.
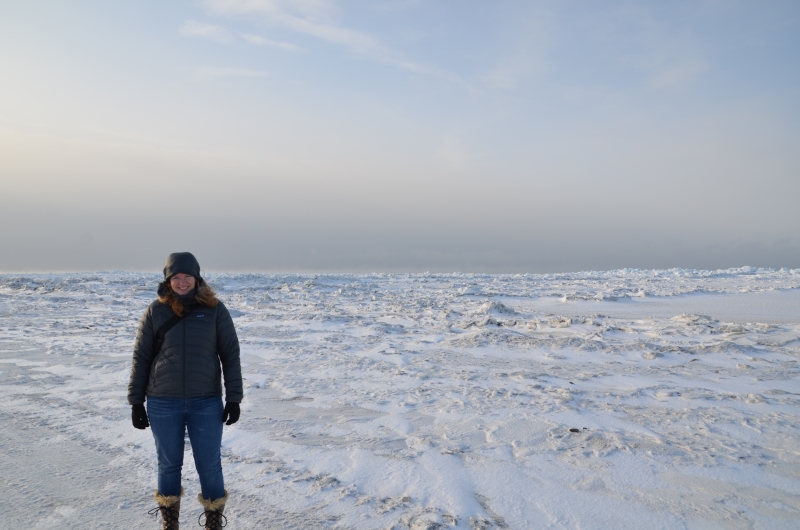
148, 505, 180, 529
198, 510, 227, 528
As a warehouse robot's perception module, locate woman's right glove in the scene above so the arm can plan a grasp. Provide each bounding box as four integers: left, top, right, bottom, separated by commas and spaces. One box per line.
131, 404, 150, 429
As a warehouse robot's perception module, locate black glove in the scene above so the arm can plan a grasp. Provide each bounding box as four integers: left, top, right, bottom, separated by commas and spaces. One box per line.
131, 404, 149, 430
222, 402, 240, 425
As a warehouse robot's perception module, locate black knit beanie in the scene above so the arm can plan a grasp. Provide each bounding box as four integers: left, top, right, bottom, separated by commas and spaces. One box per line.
163, 252, 202, 280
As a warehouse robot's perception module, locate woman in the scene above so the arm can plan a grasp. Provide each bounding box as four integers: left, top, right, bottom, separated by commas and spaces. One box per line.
128, 252, 242, 530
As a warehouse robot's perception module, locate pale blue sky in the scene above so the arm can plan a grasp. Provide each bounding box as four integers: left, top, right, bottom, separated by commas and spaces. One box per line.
1, 1, 798, 272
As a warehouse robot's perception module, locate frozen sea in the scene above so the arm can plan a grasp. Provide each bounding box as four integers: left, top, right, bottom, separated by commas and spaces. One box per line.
1, 268, 799, 529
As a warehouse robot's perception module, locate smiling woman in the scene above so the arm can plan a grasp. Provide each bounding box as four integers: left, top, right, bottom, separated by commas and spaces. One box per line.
169, 273, 195, 296
127, 252, 242, 529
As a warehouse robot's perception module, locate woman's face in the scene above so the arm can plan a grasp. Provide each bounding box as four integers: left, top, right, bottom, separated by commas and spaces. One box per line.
170, 273, 196, 296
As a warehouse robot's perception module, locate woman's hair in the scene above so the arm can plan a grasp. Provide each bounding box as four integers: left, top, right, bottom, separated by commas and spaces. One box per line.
157, 277, 219, 315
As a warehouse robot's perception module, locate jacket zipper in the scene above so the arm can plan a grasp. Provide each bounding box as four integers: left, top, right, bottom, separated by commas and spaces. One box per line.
182, 316, 187, 398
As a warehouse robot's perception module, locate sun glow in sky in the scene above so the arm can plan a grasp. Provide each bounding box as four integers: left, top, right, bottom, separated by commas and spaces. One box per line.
1, 0, 799, 272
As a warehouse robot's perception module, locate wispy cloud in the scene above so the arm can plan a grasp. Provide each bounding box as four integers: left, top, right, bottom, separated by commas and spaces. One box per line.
647, 59, 705, 89
480, 10, 554, 91
195, 66, 269, 79
241, 33, 303, 52
179, 20, 232, 43
203, 0, 463, 84
483, 55, 544, 91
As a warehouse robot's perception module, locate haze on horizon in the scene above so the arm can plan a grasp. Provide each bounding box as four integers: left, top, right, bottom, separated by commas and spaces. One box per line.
1, 0, 799, 274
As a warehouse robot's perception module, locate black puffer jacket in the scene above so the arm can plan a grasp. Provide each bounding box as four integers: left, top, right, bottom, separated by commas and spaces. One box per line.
127, 299, 243, 405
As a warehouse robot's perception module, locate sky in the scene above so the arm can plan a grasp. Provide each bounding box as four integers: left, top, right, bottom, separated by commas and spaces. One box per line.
1, 0, 799, 273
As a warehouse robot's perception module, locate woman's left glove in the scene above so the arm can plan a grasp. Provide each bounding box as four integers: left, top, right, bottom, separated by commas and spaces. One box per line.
131, 404, 149, 429
222, 402, 240, 425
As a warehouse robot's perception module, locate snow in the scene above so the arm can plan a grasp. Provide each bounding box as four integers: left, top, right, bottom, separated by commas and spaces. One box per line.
1, 268, 799, 529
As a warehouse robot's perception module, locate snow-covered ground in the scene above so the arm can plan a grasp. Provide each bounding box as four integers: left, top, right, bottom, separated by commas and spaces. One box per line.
1, 268, 799, 529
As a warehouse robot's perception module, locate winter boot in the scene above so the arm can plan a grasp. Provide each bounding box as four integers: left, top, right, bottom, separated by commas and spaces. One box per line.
197, 490, 228, 529
149, 488, 183, 530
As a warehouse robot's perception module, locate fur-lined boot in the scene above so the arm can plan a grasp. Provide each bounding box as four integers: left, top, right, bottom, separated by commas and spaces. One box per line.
150, 488, 183, 530
197, 490, 228, 529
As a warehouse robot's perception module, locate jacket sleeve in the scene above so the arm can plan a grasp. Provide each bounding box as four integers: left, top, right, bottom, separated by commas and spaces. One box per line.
127, 305, 156, 405
216, 302, 243, 403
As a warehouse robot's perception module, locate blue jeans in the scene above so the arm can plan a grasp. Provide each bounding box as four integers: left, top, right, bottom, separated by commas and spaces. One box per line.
147, 396, 225, 500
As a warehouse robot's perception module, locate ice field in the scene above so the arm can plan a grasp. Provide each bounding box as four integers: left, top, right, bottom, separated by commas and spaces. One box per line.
1, 268, 799, 529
